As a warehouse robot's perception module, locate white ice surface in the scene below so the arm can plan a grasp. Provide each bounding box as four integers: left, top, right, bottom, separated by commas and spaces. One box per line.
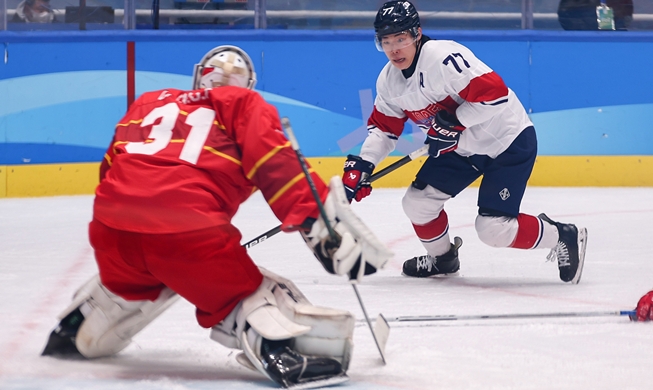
1, 187, 653, 390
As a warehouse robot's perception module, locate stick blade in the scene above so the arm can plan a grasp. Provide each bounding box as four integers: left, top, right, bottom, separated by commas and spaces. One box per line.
373, 313, 390, 364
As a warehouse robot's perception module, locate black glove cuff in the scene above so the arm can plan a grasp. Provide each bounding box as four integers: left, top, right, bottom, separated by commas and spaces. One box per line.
344, 155, 375, 174
435, 110, 464, 129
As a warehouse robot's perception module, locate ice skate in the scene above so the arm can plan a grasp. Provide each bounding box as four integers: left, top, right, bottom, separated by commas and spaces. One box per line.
402, 237, 462, 278
539, 213, 587, 284
41, 307, 84, 358
260, 338, 348, 389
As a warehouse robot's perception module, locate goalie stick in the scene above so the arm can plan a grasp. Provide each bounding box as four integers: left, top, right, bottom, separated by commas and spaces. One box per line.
242, 144, 429, 249
281, 116, 390, 365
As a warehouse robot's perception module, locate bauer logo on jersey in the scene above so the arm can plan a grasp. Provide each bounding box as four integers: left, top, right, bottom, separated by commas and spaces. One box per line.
499, 188, 510, 201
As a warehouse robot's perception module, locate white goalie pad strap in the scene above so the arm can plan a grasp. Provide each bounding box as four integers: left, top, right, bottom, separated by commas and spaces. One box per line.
211, 267, 355, 374
73, 275, 179, 358
209, 301, 242, 349
240, 327, 273, 382
210, 268, 311, 350
56, 275, 105, 321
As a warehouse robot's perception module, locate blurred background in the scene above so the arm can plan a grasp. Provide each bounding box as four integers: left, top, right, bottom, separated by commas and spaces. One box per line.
2, 0, 652, 31
1, 0, 652, 198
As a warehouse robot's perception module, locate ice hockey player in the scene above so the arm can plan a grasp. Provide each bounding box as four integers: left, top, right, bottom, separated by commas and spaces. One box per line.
631, 290, 653, 321
41, 45, 393, 389
341, 1, 587, 283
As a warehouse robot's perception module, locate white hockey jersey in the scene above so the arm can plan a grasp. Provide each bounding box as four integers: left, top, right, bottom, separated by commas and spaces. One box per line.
360, 38, 533, 166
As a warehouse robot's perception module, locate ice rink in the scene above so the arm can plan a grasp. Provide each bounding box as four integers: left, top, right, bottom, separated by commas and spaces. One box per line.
1, 186, 653, 390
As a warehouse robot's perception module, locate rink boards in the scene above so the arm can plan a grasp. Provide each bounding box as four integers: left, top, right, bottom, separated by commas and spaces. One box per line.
1, 30, 652, 196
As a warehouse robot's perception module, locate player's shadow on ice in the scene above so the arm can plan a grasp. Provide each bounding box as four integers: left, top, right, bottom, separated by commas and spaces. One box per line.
81, 352, 275, 386
361, 274, 562, 290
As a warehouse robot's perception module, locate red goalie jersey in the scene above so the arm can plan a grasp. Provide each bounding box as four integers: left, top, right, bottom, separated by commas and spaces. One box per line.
94, 86, 325, 234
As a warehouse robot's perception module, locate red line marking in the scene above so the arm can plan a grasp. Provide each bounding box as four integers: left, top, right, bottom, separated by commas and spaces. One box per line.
0, 247, 93, 377
127, 41, 135, 109
382, 209, 653, 308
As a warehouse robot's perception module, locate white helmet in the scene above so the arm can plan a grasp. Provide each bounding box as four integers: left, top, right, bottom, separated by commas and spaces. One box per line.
192, 45, 257, 90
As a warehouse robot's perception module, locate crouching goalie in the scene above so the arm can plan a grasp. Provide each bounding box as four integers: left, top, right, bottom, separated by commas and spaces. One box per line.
41, 44, 393, 389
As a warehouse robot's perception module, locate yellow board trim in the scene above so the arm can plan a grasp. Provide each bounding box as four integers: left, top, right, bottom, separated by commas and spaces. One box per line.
4, 163, 100, 198
1, 156, 652, 198
0, 166, 7, 197
305, 155, 653, 188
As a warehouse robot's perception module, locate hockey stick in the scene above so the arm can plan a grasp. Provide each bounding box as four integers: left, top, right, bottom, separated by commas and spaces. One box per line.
364, 144, 428, 182
281, 116, 389, 365
242, 225, 282, 249
243, 145, 428, 249
383, 310, 637, 323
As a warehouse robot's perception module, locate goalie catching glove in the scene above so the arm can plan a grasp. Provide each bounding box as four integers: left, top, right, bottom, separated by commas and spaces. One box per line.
301, 176, 394, 282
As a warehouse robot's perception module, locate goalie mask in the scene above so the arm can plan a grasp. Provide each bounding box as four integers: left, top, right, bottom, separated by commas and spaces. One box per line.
192, 45, 257, 90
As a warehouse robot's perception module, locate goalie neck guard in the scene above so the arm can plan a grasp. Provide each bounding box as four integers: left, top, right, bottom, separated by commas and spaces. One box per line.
192, 45, 257, 90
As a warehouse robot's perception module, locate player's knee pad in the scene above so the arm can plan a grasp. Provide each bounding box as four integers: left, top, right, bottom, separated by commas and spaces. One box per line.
402, 183, 450, 224
210, 267, 355, 379
59, 275, 179, 358
475, 214, 519, 248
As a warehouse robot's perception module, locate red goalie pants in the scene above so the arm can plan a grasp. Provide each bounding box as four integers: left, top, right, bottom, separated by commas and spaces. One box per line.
89, 219, 263, 328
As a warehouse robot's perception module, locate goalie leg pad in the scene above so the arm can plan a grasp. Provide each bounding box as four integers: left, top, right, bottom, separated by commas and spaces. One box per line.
57, 275, 179, 358
210, 267, 355, 386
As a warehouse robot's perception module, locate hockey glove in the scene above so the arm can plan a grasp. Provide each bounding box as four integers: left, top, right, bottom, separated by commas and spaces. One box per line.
301, 176, 393, 283
630, 290, 653, 321
425, 110, 466, 158
342, 155, 375, 202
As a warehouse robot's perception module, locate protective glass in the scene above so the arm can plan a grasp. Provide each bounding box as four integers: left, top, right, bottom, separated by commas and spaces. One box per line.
374, 31, 419, 52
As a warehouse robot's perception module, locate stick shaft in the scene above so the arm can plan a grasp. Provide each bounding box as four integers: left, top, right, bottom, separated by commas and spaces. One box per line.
282, 117, 337, 241
352, 284, 387, 364
370, 145, 428, 182
244, 145, 428, 248
280, 116, 387, 364
386, 310, 636, 323
243, 225, 282, 249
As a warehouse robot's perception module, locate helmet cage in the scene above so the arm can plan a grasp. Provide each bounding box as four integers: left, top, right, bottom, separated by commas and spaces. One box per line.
192, 45, 257, 90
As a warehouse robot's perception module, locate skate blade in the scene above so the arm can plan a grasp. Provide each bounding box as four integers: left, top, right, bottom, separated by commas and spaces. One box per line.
287, 374, 349, 389
401, 270, 461, 278
429, 270, 461, 278
571, 227, 588, 284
